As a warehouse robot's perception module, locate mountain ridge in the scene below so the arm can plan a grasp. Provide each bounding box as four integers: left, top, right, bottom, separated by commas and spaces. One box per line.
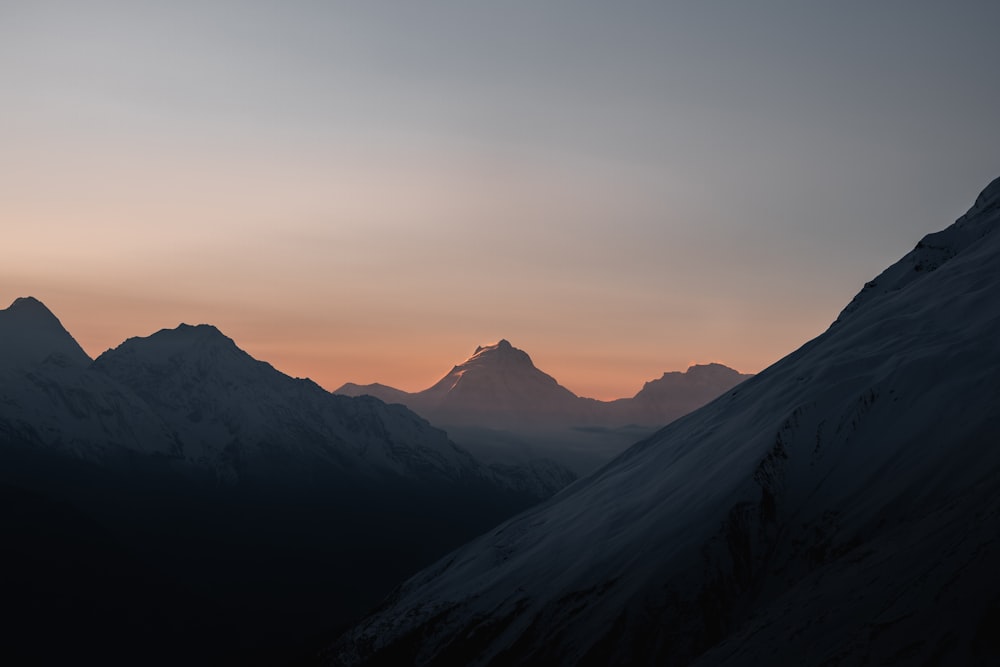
0, 303, 561, 663
336, 343, 751, 427
337, 345, 752, 476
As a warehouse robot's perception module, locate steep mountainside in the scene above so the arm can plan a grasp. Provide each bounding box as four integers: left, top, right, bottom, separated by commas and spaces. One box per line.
328, 177, 1000, 666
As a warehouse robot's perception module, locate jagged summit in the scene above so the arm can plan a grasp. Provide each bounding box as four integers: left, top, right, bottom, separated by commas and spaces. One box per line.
463, 339, 535, 369
0, 296, 91, 369
475, 339, 513, 354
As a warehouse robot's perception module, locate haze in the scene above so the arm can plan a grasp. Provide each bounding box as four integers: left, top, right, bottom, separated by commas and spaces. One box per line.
2, 1, 998, 399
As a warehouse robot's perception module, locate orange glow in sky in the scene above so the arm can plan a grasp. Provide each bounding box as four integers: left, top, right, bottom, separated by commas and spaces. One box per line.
3, 3, 998, 400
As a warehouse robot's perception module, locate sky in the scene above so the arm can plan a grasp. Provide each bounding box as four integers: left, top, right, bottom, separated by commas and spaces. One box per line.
2, 1, 999, 400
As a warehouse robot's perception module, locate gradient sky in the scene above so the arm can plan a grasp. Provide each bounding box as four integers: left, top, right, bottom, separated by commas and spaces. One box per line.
3, 1, 999, 400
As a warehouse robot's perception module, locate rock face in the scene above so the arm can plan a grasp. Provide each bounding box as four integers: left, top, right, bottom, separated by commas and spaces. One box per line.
327, 176, 1000, 666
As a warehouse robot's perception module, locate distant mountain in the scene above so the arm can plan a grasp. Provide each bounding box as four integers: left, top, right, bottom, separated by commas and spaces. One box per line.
0, 302, 554, 664
328, 177, 1000, 666
338, 342, 748, 428
337, 342, 750, 475
339, 339, 586, 427
604, 362, 754, 425
337, 381, 411, 406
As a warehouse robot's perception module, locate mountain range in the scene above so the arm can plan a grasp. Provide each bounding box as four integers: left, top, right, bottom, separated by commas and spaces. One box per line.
328, 178, 1000, 666
0, 300, 561, 664
338, 341, 751, 475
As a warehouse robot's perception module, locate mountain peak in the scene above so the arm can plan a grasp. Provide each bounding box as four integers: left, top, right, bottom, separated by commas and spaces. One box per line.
173, 323, 229, 339
474, 339, 513, 354
135, 323, 238, 350
0, 296, 91, 368
95, 323, 244, 373
5, 296, 63, 327
463, 340, 537, 373
8, 295, 51, 313
418, 339, 579, 421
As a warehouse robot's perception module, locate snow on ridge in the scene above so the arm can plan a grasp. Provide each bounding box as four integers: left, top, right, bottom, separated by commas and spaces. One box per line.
836, 176, 1000, 323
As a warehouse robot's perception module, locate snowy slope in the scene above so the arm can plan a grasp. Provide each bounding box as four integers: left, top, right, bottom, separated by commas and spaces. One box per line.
0, 298, 177, 458
328, 176, 1000, 666
89, 324, 505, 484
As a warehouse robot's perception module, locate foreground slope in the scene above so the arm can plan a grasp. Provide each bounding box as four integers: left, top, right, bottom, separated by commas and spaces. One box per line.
328, 176, 1000, 666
